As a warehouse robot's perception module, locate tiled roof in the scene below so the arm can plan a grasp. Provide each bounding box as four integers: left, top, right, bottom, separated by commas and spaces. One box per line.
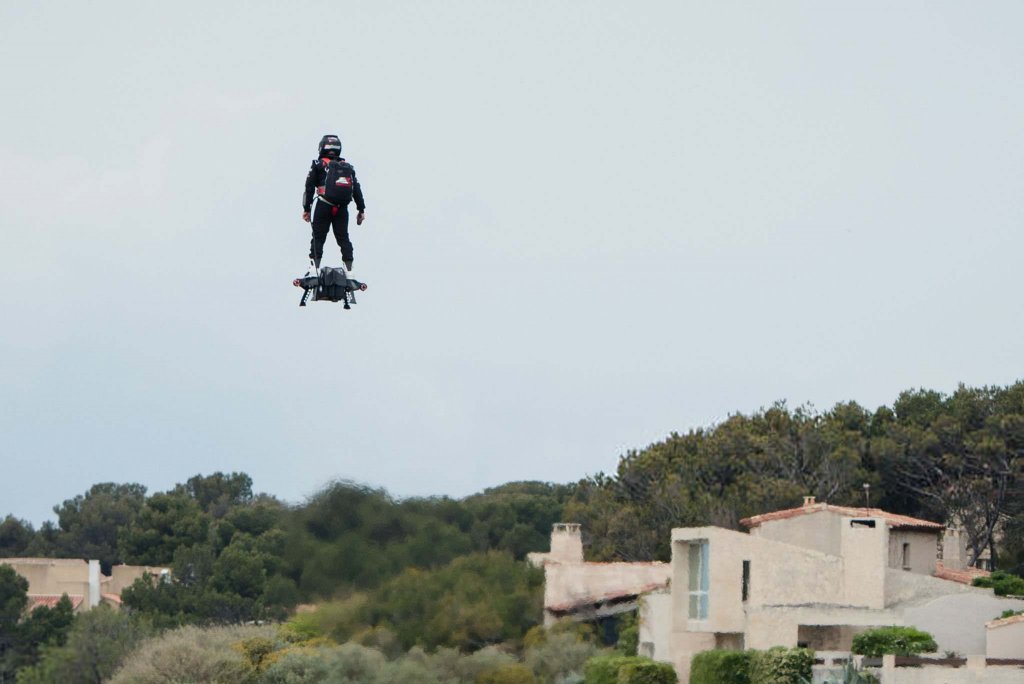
934, 561, 989, 585
26, 594, 84, 611
101, 593, 122, 605
548, 581, 669, 613
987, 613, 1024, 629
740, 503, 944, 530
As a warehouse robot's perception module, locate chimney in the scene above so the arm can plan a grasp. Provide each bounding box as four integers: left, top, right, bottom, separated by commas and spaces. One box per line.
549, 523, 584, 563
941, 527, 968, 571
88, 560, 101, 609
803, 496, 816, 508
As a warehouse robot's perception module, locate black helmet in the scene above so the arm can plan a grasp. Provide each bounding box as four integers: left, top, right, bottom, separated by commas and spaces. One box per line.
319, 134, 342, 159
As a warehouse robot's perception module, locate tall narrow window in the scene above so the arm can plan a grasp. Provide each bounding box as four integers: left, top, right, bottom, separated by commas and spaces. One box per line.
902, 543, 911, 570
742, 560, 750, 602
688, 541, 709, 620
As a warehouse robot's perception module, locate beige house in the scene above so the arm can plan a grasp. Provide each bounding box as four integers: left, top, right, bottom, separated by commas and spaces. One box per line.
0, 558, 169, 613
663, 498, 1024, 679
528, 523, 670, 626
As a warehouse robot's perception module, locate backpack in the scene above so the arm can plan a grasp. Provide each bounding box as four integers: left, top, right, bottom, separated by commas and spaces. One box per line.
321, 160, 355, 205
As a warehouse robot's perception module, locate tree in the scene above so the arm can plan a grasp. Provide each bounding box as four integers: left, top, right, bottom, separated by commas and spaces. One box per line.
877, 385, 1024, 565
0, 565, 28, 679
118, 492, 208, 566
209, 536, 269, 600
463, 482, 574, 558
52, 483, 147, 572
21, 522, 58, 558
9, 594, 76, 673
364, 551, 543, 651
0, 517, 33, 557
181, 472, 254, 518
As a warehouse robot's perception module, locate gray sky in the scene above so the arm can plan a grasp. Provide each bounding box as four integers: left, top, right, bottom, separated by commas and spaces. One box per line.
2, 1, 1022, 524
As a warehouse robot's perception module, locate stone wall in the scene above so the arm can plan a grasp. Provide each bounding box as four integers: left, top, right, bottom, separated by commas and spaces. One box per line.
860, 656, 1024, 684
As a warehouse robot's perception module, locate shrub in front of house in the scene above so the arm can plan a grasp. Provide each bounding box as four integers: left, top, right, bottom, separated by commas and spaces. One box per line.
583, 655, 622, 684
689, 649, 752, 684
850, 626, 937, 658
973, 571, 1024, 597
747, 647, 813, 684
583, 654, 677, 684
618, 658, 678, 684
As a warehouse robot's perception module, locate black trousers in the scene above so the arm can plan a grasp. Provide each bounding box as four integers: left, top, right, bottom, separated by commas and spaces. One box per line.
309, 200, 352, 265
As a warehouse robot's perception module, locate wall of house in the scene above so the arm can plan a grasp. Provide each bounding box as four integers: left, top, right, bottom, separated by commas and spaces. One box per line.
885, 567, 987, 606
0, 558, 89, 597
887, 530, 938, 575
0, 559, 170, 613
840, 517, 890, 609
745, 609, 801, 649
744, 604, 897, 651
902, 592, 1024, 656
671, 527, 844, 636
749, 510, 845, 557
669, 630, 716, 684
987, 618, 1024, 659
638, 591, 673, 663
940, 528, 969, 571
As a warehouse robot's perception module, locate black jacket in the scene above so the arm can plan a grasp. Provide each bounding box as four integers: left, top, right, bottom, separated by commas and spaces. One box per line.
302, 157, 366, 213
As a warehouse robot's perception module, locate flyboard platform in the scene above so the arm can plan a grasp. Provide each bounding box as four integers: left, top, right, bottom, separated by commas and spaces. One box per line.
293, 265, 367, 309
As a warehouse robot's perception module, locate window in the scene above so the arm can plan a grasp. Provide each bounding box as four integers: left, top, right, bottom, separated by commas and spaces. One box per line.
742, 560, 750, 602
850, 519, 876, 528
688, 541, 709, 620
902, 543, 911, 570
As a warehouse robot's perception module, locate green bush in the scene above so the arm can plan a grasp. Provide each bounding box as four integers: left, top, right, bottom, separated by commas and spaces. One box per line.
748, 647, 813, 684
583, 655, 677, 684
689, 650, 752, 684
973, 571, 1024, 597
618, 657, 678, 683
584, 655, 625, 684
850, 626, 937, 658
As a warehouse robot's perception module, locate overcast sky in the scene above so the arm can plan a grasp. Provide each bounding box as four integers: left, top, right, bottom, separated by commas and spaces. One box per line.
2, 1, 1022, 524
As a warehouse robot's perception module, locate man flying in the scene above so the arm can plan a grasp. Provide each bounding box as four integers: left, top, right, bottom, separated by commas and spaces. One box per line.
302, 134, 366, 270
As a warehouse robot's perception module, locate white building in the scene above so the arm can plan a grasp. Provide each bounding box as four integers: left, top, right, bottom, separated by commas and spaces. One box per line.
663, 498, 1024, 679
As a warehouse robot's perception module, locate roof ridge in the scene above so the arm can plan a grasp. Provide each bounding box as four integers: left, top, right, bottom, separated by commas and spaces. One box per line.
740, 501, 944, 529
